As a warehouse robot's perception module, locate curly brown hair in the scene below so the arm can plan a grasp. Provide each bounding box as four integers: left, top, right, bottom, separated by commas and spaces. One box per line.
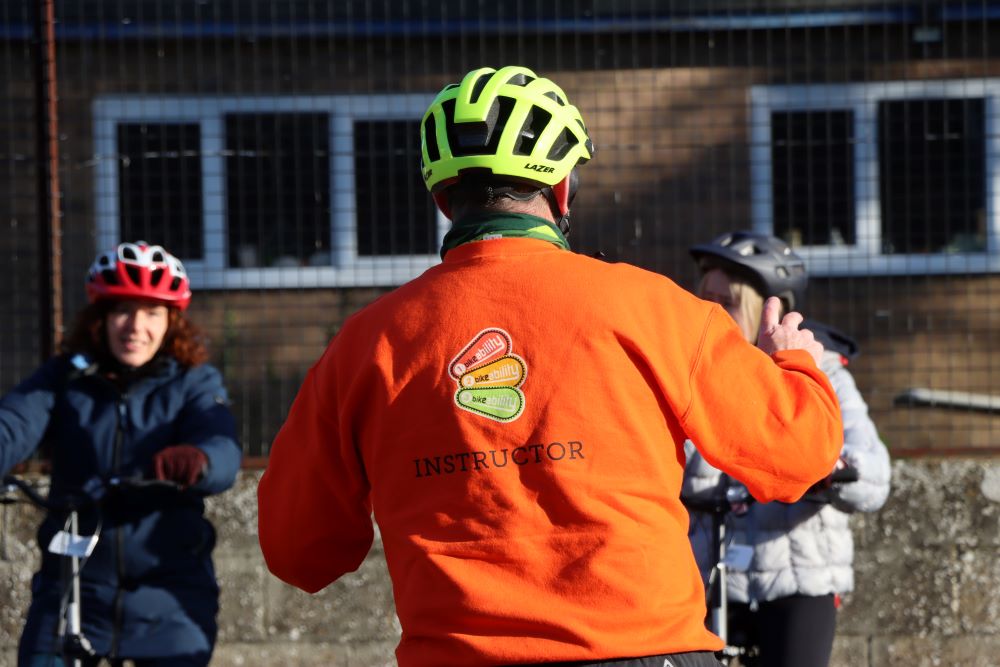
61, 300, 209, 368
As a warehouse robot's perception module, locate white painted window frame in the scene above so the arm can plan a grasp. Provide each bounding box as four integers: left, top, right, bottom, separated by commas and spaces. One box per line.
750, 79, 1000, 276
94, 94, 445, 289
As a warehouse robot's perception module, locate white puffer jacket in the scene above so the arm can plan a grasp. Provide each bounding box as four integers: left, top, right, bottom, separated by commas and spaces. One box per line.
683, 347, 891, 604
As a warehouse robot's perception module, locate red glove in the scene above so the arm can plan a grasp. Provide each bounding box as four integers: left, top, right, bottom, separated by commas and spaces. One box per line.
153, 444, 208, 488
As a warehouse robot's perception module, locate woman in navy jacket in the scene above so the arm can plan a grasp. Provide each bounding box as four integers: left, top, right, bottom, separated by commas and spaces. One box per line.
0, 242, 241, 667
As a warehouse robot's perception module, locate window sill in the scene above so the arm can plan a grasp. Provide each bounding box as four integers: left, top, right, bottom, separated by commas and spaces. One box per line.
792, 248, 1000, 277
186, 256, 442, 289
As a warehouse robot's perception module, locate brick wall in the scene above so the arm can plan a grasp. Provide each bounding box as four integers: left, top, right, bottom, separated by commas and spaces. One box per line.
4, 29, 1000, 455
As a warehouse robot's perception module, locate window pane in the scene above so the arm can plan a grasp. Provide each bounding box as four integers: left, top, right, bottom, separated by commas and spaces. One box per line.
225, 113, 331, 268
771, 110, 855, 247
355, 120, 437, 256
878, 98, 986, 254
117, 123, 203, 259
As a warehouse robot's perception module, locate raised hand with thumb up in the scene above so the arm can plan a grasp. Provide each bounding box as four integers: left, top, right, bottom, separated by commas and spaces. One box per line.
755, 296, 824, 366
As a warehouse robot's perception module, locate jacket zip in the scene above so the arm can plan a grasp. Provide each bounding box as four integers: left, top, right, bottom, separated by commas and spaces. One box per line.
55, 361, 181, 659
109, 398, 127, 659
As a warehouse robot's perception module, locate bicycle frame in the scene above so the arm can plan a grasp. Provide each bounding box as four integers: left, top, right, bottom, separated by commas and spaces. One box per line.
688, 487, 747, 665
683, 468, 860, 665
2, 476, 97, 667
2, 474, 181, 667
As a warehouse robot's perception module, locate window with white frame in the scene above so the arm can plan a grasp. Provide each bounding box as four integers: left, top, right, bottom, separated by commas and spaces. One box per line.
94, 95, 445, 289
750, 80, 1000, 276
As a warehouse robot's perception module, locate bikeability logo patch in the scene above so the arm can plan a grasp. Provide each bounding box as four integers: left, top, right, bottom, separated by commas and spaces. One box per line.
449, 328, 527, 422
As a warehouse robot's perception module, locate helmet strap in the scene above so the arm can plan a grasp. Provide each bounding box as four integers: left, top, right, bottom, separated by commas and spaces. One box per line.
544, 171, 577, 236
436, 171, 578, 234
433, 192, 453, 220
542, 188, 571, 236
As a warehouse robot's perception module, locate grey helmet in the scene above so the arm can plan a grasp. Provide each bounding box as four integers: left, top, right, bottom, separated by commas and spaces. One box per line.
690, 231, 808, 311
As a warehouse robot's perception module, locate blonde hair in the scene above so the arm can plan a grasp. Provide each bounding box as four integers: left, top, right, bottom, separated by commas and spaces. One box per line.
697, 271, 767, 343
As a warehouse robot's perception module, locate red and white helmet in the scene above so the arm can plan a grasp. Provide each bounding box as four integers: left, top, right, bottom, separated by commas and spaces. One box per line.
86, 241, 192, 310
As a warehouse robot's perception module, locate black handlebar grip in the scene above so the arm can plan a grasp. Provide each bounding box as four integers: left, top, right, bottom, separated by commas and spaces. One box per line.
831, 467, 859, 484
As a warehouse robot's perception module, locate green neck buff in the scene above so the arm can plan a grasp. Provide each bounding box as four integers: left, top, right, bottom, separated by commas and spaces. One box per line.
440, 212, 570, 259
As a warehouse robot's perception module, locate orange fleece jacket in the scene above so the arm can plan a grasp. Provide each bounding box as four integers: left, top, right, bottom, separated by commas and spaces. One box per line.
258, 236, 842, 666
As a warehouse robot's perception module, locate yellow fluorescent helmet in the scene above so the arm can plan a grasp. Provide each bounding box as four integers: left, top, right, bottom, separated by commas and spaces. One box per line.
420, 66, 595, 192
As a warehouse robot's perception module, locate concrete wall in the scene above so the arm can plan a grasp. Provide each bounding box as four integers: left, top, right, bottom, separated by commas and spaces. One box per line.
2, 457, 999, 666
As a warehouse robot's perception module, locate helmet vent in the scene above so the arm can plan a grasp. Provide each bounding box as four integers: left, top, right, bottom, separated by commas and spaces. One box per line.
446, 96, 515, 157
507, 73, 533, 87
170, 276, 182, 291
546, 127, 580, 161
513, 107, 552, 156
469, 73, 493, 105
125, 265, 142, 286
121, 245, 138, 261
544, 91, 566, 106
101, 268, 119, 285
150, 268, 165, 287
423, 115, 440, 162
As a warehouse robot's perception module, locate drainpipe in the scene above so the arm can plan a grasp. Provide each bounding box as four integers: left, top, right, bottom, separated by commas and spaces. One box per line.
34, 0, 63, 360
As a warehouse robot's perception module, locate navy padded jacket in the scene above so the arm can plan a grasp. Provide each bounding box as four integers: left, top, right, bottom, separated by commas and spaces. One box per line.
0, 354, 241, 662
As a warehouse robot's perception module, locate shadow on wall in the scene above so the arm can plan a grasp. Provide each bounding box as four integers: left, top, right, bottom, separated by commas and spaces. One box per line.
190, 288, 394, 457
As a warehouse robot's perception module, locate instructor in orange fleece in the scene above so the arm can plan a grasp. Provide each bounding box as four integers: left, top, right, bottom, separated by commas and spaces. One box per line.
257, 66, 843, 667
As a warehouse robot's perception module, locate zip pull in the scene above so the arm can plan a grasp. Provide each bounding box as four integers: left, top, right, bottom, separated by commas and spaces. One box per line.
113, 401, 128, 472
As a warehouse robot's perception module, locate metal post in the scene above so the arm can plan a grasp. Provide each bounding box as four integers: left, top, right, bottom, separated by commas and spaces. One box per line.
34, 0, 64, 361
713, 514, 728, 644
68, 511, 83, 667
68, 511, 82, 634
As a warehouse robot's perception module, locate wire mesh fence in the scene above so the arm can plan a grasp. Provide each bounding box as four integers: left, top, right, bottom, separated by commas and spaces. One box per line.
2, 1, 998, 458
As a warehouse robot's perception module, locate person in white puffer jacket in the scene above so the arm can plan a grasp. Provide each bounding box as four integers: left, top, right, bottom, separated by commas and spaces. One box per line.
682, 231, 892, 667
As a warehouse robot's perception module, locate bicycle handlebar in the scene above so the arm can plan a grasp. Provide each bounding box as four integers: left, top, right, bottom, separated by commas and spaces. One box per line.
831, 467, 859, 484
104, 476, 182, 492
2, 475, 66, 511
1, 475, 182, 513
681, 466, 860, 514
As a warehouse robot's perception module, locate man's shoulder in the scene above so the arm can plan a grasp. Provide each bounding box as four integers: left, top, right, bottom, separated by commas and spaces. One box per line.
337, 251, 700, 333
328, 280, 429, 352
557, 251, 684, 288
